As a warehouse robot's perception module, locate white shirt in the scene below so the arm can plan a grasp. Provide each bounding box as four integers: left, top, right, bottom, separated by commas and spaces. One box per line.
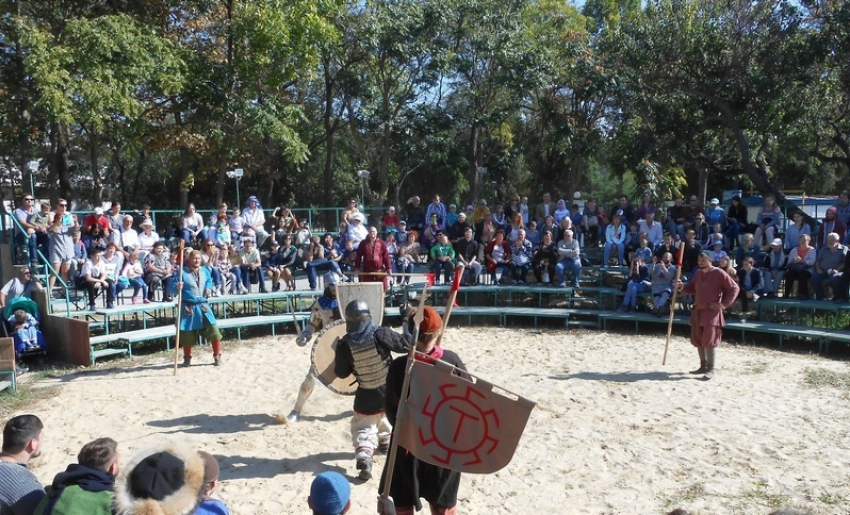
121, 229, 140, 249
242, 208, 266, 232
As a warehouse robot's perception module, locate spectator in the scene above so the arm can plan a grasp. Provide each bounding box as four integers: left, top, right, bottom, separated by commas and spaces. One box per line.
706, 223, 725, 249
834, 191, 850, 227
239, 238, 267, 293
681, 229, 703, 274
405, 196, 426, 232
242, 196, 269, 247
650, 252, 677, 316
509, 229, 532, 285
603, 214, 626, 267
0, 414, 45, 514
119, 215, 140, 259
180, 204, 204, 245
735, 233, 761, 268
507, 212, 525, 244
736, 257, 764, 311
634, 236, 654, 265
570, 203, 584, 243
195, 451, 229, 515
70, 229, 86, 282
84, 207, 111, 238
107, 202, 123, 234
810, 232, 847, 300
690, 213, 710, 246
681, 195, 705, 237
453, 227, 481, 286
609, 194, 634, 225
228, 207, 245, 245
448, 212, 470, 243
273, 236, 300, 291
555, 229, 582, 288
526, 220, 541, 247
264, 240, 284, 291
133, 204, 153, 228
556, 215, 574, 243
784, 234, 816, 298
553, 199, 570, 226
471, 199, 490, 224
199, 240, 224, 296
102, 243, 127, 301
654, 232, 678, 262
47, 198, 79, 293
308, 472, 350, 515
725, 195, 748, 249
293, 218, 312, 251
634, 192, 657, 221
425, 194, 447, 230
213, 215, 231, 249
718, 255, 737, 278
618, 256, 650, 312
79, 247, 116, 310
273, 207, 299, 245
819, 207, 847, 248
421, 214, 441, 249
623, 222, 640, 261
534, 192, 557, 224
491, 204, 506, 230
82, 225, 109, 255
30, 202, 51, 258
752, 195, 782, 249
785, 211, 811, 251
7, 309, 43, 358
385, 233, 398, 273
144, 241, 174, 302
708, 240, 728, 267
121, 251, 149, 304
520, 196, 530, 224
33, 437, 119, 515
216, 247, 241, 295
484, 230, 511, 284
340, 198, 361, 230
346, 214, 368, 248
539, 215, 558, 243
474, 212, 498, 258
582, 199, 601, 246
396, 231, 420, 285
760, 239, 787, 298
639, 213, 663, 247
203, 203, 229, 243
383, 206, 400, 234
14, 194, 39, 265
429, 232, 455, 285
0, 267, 44, 312
533, 229, 557, 285
113, 444, 206, 515
137, 219, 159, 262
705, 198, 727, 228
339, 240, 357, 272
504, 195, 522, 221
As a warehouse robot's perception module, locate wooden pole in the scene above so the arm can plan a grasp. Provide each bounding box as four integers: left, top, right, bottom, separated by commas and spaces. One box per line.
380, 284, 429, 502
173, 240, 185, 376
436, 264, 465, 347
662, 243, 687, 365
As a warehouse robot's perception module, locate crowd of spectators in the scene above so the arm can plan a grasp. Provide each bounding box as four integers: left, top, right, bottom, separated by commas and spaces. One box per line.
11, 188, 850, 310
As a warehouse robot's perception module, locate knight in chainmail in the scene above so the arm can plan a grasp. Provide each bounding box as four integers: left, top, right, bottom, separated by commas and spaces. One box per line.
334, 299, 410, 481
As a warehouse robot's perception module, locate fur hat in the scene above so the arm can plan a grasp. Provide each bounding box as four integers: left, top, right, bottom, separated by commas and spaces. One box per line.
114, 443, 205, 515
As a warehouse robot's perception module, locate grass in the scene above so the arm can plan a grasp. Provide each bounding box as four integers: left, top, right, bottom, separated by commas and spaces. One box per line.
741, 360, 770, 374
802, 367, 850, 389
0, 380, 61, 418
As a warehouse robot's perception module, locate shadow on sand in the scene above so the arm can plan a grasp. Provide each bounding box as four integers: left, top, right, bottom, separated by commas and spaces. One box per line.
217, 452, 352, 480
146, 413, 279, 434
550, 371, 693, 382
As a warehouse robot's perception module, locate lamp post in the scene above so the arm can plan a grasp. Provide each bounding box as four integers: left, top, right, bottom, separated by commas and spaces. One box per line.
226, 168, 244, 207
356, 169, 371, 211
27, 160, 38, 198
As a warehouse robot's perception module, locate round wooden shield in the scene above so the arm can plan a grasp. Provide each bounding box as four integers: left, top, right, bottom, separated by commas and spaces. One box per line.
310, 319, 357, 396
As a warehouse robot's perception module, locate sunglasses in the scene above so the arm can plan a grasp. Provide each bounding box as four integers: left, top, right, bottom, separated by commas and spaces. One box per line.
23, 198, 33, 201
58, 203, 67, 207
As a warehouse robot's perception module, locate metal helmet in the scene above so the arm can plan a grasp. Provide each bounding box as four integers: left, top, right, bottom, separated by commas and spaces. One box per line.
344, 299, 371, 332
323, 271, 340, 286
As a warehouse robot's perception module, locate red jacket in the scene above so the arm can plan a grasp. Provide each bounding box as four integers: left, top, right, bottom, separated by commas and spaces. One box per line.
356, 238, 392, 273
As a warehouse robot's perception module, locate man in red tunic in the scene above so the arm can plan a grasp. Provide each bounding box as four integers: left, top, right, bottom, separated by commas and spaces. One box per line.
677, 251, 740, 380
356, 226, 393, 290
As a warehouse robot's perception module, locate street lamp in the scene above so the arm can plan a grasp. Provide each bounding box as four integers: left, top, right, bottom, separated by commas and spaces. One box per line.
226, 168, 244, 207
356, 169, 371, 210
27, 160, 38, 198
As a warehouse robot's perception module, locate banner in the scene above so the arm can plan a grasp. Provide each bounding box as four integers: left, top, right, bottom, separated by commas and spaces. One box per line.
396, 357, 536, 474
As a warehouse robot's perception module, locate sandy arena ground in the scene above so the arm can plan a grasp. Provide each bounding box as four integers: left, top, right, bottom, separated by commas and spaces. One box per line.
12, 327, 850, 514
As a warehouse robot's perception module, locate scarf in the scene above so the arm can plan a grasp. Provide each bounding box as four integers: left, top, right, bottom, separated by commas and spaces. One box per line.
245, 195, 263, 211
415, 345, 444, 364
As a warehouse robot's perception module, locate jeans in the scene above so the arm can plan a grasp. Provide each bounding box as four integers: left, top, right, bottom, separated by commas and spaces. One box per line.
431, 260, 455, 283
241, 265, 267, 292
555, 258, 582, 286
129, 276, 148, 298
724, 219, 741, 248
603, 243, 625, 266
510, 263, 530, 282
622, 282, 650, 309
306, 258, 341, 289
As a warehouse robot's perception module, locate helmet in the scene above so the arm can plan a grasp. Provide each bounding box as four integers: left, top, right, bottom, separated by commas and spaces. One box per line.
324, 272, 340, 286
344, 300, 371, 332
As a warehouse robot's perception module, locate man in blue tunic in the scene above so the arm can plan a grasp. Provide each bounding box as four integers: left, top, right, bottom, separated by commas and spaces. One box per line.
172, 250, 223, 367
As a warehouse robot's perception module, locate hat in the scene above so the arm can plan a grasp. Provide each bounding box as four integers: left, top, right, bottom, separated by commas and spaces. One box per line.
270, 240, 280, 247
466, 204, 473, 211
616, 209, 624, 216
309, 472, 350, 515
479, 199, 487, 206
324, 271, 341, 286
713, 240, 723, 247
419, 306, 441, 335
710, 198, 719, 205
114, 444, 205, 514
399, 220, 407, 226
94, 207, 104, 215
699, 250, 714, 260
198, 451, 219, 484
141, 219, 153, 227
564, 229, 573, 236
771, 238, 783, 247
449, 203, 457, 209
732, 194, 741, 201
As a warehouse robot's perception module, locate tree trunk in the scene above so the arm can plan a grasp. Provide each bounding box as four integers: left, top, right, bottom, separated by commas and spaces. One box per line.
323, 72, 336, 228
469, 124, 480, 204
50, 122, 72, 203
90, 129, 103, 206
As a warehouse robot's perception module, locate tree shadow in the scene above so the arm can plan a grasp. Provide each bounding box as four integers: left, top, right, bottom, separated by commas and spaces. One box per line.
146, 413, 279, 434
217, 452, 352, 480
550, 371, 691, 382
55, 362, 175, 382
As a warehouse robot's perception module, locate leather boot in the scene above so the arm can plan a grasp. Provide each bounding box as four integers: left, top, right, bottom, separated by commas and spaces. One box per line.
181, 356, 192, 367
703, 347, 716, 380
689, 347, 707, 374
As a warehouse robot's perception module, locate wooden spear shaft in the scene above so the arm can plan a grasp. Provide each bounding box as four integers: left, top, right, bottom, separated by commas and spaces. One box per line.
436, 264, 465, 347
173, 240, 186, 376
662, 243, 687, 366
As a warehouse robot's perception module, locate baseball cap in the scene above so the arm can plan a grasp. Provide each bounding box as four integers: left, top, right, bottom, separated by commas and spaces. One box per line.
710, 198, 719, 205
771, 238, 783, 247
94, 207, 104, 215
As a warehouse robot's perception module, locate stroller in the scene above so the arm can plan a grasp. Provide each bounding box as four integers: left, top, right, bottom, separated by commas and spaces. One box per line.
3, 297, 47, 371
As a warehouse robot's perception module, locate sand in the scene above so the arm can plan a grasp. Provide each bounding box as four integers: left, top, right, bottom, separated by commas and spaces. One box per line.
16, 327, 850, 514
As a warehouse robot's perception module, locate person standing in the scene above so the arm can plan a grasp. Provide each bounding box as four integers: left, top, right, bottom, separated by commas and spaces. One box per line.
355, 227, 393, 290
380, 306, 465, 515
677, 251, 740, 380
172, 250, 224, 367
0, 414, 46, 514
333, 300, 410, 480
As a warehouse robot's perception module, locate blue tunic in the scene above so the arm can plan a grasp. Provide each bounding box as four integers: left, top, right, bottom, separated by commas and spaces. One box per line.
170, 267, 217, 331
